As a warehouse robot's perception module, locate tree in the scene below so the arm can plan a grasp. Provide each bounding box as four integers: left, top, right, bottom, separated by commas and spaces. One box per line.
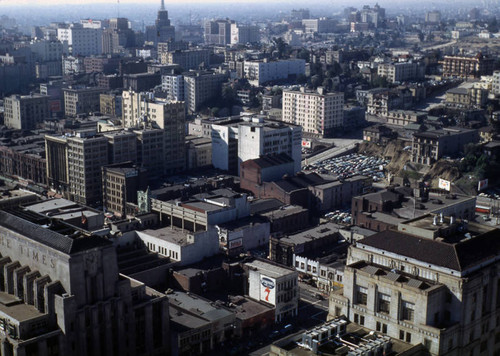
297, 49, 310, 62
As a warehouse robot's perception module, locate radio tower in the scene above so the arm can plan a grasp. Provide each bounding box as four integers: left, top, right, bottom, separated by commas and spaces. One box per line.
161, 0, 165, 11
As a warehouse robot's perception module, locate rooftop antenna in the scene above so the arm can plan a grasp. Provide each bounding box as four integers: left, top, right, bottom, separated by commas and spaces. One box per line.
117, 0, 120, 18
161, 0, 165, 11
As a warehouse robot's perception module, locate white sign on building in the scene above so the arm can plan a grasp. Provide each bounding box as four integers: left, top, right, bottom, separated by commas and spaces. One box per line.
260, 277, 276, 304
438, 178, 451, 191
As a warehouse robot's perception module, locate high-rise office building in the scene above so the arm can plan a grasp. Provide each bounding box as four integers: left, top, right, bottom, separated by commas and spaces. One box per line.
204, 19, 233, 45
122, 90, 186, 175
0, 208, 169, 356
146, 0, 176, 45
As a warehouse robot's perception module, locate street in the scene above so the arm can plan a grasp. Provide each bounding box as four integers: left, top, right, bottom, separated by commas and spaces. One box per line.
248, 283, 329, 356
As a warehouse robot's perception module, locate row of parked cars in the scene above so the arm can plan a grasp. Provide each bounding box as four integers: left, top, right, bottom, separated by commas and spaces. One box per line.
304, 153, 388, 180
324, 210, 352, 224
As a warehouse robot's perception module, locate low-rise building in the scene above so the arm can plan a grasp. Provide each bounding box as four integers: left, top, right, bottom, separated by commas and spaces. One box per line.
244, 259, 299, 322
411, 127, 478, 165
138, 226, 219, 266
243, 59, 306, 86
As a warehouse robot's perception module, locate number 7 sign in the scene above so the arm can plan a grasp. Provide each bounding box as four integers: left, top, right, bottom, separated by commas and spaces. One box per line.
264, 287, 271, 301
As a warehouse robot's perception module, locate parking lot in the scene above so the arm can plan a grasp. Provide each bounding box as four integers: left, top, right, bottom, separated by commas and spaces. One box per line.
304, 153, 389, 181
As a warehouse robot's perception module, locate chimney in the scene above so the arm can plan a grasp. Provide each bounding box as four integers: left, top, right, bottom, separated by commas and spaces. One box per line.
450, 216, 455, 225
432, 215, 438, 226
439, 212, 444, 224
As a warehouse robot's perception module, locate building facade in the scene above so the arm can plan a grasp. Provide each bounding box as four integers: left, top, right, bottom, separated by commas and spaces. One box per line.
329, 214, 500, 356
4, 94, 49, 130
282, 88, 344, 138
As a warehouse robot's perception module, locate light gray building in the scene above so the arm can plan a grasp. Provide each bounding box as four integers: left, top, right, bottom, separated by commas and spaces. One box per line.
0, 209, 169, 356
330, 214, 500, 356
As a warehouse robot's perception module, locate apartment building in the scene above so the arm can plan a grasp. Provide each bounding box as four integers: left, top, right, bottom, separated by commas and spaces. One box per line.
411, 127, 478, 165
183, 70, 229, 113
57, 23, 103, 56
63, 87, 105, 117
441, 53, 495, 78
204, 19, 233, 45
161, 49, 210, 70
4, 94, 49, 130
377, 62, 425, 83
282, 87, 344, 138
243, 59, 306, 86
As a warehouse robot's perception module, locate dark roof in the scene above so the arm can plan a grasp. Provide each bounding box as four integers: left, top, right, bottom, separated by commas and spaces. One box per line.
250, 199, 284, 214
0, 210, 111, 255
247, 153, 293, 169
358, 228, 500, 272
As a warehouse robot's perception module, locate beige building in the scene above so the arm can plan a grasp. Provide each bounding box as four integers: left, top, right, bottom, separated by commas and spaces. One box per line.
63, 87, 104, 117
445, 87, 488, 109
186, 135, 212, 170
329, 214, 500, 356
377, 62, 424, 83
122, 90, 186, 175
385, 110, 427, 126
99, 93, 122, 117
4, 94, 49, 130
160, 49, 210, 70
282, 87, 344, 137
183, 71, 229, 113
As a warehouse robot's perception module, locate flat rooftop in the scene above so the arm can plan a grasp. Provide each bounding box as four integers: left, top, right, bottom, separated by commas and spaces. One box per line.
274, 321, 422, 356
167, 291, 234, 322
139, 227, 191, 246
279, 222, 340, 246
245, 259, 296, 279
0, 292, 46, 322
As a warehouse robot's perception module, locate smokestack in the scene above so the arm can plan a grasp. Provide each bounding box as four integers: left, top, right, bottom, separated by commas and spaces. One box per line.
433, 215, 438, 226
450, 216, 455, 225
439, 212, 444, 224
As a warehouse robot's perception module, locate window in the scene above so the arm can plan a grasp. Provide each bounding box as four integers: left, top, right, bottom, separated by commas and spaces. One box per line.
378, 293, 390, 314
360, 315, 365, 326
399, 330, 405, 340
356, 286, 368, 305
376, 322, 381, 332
402, 301, 415, 322
354, 313, 359, 324
406, 332, 412, 343
382, 324, 387, 334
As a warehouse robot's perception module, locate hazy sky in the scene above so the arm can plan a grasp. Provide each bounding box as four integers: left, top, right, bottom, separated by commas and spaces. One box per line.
1, 0, 276, 4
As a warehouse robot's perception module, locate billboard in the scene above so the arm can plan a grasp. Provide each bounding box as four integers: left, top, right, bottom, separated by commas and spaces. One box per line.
438, 178, 451, 191
301, 140, 312, 148
260, 276, 276, 305
478, 179, 488, 191
228, 238, 243, 250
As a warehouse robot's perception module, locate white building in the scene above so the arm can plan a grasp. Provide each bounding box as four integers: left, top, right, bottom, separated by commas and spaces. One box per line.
162, 74, 185, 101
245, 259, 299, 322
282, 87, 344, 137
211, 116, 302, 174
377, 62, 424, 83
211, 119, 240, 172
62, 55, 85, 75
57, 23, 103, 56
493, 70, 500, 96
238, 116, 302, 173
138, 226, 219, 266
230, 23, 260, 44
243, 59, 305, 86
